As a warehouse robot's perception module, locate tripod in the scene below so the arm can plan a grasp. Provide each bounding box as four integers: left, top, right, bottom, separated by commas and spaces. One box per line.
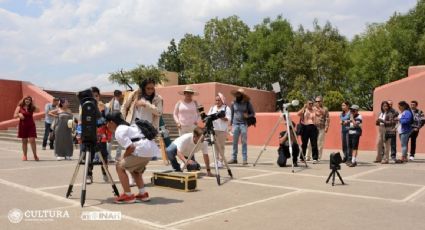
66, 143, 119, 207
253, 106, 308, 172
181, 126, 233, 185
326, 165, 345, 186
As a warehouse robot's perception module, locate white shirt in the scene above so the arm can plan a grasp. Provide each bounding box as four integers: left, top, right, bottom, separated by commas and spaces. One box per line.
173, 133, 208, 157
113, 99, 121, 111
208, 105, 231, 132
132, 105, 153, 124
115, 124, 159, 158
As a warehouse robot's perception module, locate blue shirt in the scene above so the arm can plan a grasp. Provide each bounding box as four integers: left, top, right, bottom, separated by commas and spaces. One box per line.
44, 103, 57, 124
340, 111, 351, 132
399, 110, 413, 134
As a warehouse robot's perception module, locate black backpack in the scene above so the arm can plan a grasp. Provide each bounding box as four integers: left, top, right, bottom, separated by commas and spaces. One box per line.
135, 118, 158, 141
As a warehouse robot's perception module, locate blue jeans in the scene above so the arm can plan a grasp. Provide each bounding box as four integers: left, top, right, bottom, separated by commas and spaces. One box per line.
42, 122, 54, 148
166, 143, 196, 171
399, 132, 411, 157
341, 129, 350, 161
232, 124, 248, 161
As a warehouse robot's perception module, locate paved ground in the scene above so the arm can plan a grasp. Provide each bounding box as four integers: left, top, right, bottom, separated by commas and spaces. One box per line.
1, 140, 425, 230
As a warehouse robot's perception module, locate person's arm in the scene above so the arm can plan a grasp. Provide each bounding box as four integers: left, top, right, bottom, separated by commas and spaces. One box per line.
247, 101, 255, 117
297, 105, 306, 117
48, 108, 59, 118
123, 145, 136, 158
173, 101, 181, 128
45, 104, 50, 114
142, 96, 163, 116
399, 111, 412, 125
120, 91, 135, 119
14, 107, 24, 120
223, 105, 231, 122
278, 132, 288, 144
325, 109, 330, 132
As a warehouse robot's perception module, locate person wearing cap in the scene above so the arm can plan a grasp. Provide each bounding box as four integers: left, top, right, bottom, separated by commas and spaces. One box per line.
121, 78, 163, 129
228, 88, 255, 165
207, 93, 231, 167
347, 104, 362, 167
173, 85, 200, 136
106, 111, 160, 204
42, 97, 59, 150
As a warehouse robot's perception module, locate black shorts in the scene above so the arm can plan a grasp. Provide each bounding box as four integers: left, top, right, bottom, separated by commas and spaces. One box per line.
348, 134, 360, 150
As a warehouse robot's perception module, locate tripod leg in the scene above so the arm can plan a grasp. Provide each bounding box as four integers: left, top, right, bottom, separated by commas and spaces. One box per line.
181, 134, 204, 172
81, 148, 91, 207
336, 171, 345, 185
253, 115, 285, 167
332, 170, 336, 186
210, 136, 221, 185
286, 114, 308, 168
219, 149, 233, 178
66, 151, 85, 198
97, 151, 119, 197
326, 170, 333, 184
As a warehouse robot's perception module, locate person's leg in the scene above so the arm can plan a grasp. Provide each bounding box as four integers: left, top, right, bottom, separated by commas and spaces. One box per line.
384, 139, 391, 162
231, 124, 241, 161
22, 138, 28, 156
351, 135, 360, 164
341, 130, 348, 161
241, 124, 248, 163
310, 126, 319, 161
292, 144, 300, 165
301, 128, 310, 161
306, 140, 312, 161
166, 144, 181, 171
409, 130, 418, 157
317, 128, 325, 160
116, 164, 131, 193
400, 133, 410, 158
376, 127, 384, 162
99, 142, 108, 175
390, 135, 397, 160
42, 122, 50, 148
29, 137, 38, 159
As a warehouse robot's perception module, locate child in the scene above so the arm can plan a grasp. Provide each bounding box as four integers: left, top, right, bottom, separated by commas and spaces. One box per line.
105, 111, 159, 204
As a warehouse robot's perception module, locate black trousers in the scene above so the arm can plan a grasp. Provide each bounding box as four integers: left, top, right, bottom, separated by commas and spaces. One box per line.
410, 130, 419, 157
42, 122, 54, 149
301, 125, 319, 160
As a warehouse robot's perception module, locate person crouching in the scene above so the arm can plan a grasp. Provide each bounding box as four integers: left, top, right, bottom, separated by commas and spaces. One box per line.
106, 111, 159, 204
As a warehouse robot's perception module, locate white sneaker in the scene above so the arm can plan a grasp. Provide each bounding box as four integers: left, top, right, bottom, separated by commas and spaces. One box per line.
65, 156, 72, 160
409, 156, 414, 161
56, 157, 65, 161
213, 161, 223, 168
312, 160, 318, 164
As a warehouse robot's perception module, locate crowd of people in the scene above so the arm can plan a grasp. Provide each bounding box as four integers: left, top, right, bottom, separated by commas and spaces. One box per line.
13, 81, 424, 203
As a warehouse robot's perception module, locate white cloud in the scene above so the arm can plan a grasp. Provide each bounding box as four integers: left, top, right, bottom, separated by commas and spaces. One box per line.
0, 0, 418, 91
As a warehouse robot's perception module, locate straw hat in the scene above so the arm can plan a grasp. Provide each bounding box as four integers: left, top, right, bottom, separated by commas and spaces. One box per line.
178, 85, 199, 96
230, 88, 250, 101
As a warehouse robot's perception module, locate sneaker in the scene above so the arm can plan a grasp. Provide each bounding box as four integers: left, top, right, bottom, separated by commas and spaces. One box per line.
213, 161, 223, 168
65, 156, 72, 160
312, 160, 318, 164
115, 194, 136, 204
409, 156, 415, 161
390, 158, 397, 164
22, 155, 28, 161
228, 159, 238, 164
103, 174, 109, 183
242, 160, 248, 166
306, 157, 312, 161
401, 156, 408, 163
86, 176, 93, 184
42, 146, 46, 150
293, 162, 298, 167
381, 160, 389, 164
135, 192, 150, 202
56, 156, 65, 161
349, 162, 357, 167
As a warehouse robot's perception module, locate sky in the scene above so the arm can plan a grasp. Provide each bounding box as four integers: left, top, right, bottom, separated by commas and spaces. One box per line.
0, 0, 419, 92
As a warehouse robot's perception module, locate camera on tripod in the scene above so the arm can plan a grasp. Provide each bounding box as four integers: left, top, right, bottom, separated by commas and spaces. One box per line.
197, 105, 226, 130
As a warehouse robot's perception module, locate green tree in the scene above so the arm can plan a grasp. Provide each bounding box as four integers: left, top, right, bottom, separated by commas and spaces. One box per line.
108, 65, 166, 89
242, 16, 294, 91
323, 91, 345, 111
158, 39, 183, 74
178, 34, 211, 84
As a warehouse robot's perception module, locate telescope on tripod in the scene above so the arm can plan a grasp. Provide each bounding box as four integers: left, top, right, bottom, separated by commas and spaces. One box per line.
253, 83, 308, 172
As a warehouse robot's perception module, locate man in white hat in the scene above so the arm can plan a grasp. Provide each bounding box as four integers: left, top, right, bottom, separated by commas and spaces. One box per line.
228, 88, 255, 165
173, 85, 200, 136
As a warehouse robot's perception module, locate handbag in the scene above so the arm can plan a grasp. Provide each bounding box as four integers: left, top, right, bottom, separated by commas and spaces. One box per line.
296, 113, 305, 136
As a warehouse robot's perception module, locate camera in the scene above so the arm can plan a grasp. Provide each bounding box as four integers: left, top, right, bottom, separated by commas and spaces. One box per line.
77, 89, 100, 145
197, 106, 226, 123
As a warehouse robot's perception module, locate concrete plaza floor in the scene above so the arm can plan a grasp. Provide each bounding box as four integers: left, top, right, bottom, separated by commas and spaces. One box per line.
1, 140, 425, 230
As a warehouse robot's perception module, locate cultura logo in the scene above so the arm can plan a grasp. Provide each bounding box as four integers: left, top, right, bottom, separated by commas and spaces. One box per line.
8, 208, 24, 224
